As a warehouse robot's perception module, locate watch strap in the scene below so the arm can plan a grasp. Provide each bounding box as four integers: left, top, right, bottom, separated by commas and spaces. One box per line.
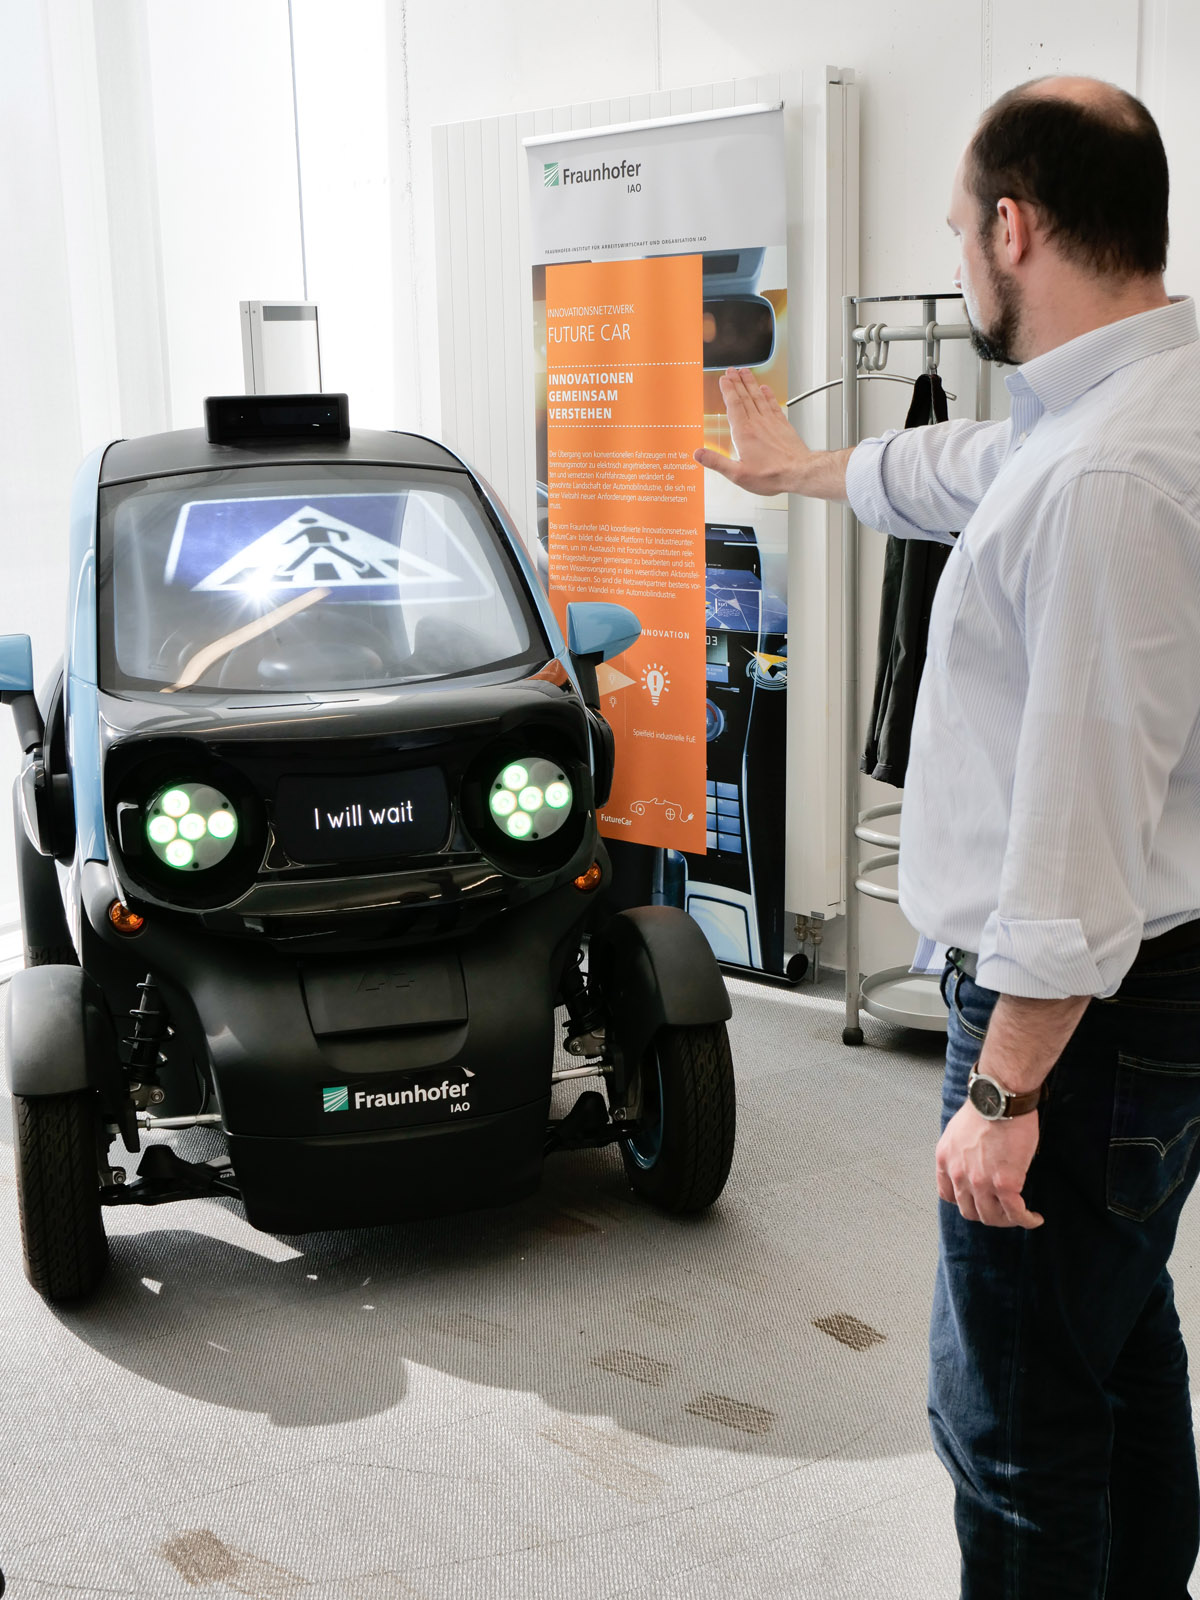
968, 1068, 1050, 1118
1001, 1082, 1047, 1117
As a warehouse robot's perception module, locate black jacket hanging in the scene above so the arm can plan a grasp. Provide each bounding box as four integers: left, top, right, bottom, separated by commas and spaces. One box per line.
860, 371, 955, 787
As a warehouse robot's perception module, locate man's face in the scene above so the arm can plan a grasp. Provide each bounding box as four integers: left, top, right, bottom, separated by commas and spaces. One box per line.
948, 156, 1022, 366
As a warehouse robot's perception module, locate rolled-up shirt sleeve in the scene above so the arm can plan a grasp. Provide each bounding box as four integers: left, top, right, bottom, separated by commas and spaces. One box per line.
846, 417, 1013, 543
976, 470, 1200, 999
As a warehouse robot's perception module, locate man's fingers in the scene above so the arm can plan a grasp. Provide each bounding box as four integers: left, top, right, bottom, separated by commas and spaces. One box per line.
974, 1192, 1018, 1228
939, 1158, 981, 1223
718, 369, 755, 424
728, 367, 776, 420
745, 371, 781, 419
695, 447, 741, 483
995, 1186, 1045, 1229
739, 368, 780, 419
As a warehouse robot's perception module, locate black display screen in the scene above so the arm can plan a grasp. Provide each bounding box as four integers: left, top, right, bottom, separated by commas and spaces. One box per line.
706, 630, 730, 684
275, 767, 451, 863
205, 393, 350, 443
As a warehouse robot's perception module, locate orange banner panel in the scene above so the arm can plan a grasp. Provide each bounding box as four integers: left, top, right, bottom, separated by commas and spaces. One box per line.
545, 256, 706, 852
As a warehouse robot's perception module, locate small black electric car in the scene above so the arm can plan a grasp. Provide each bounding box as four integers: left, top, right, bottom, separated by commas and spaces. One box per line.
0, 395, 735, 1303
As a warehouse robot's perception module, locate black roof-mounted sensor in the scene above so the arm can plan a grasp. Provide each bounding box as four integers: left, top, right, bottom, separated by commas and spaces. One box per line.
204, 393, 350, 445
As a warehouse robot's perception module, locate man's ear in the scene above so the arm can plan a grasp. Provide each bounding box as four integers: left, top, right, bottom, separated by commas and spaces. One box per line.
995, 196, 1033, 266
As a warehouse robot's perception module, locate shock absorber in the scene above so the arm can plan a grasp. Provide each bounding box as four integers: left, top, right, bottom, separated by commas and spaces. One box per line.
123, 974, 169, 1112
560, 948, 607, 1059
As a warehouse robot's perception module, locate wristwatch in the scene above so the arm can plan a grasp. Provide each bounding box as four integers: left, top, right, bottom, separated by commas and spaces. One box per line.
966, 1068, 1049, 1120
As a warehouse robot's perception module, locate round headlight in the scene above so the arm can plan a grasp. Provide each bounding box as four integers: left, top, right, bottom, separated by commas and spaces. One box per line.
488, 756, 574, 843
145, 782, 239, 870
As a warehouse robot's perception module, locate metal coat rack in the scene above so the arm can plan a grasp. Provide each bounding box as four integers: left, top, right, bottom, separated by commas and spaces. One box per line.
835, 293, 988, 1044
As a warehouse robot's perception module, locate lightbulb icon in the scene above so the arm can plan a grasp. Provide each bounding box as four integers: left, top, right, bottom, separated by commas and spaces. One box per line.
641, 663, 670, 706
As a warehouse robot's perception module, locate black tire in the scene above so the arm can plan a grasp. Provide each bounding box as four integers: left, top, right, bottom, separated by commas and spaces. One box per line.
13, 1091, 108, 1303
620, 1022, 736, 1213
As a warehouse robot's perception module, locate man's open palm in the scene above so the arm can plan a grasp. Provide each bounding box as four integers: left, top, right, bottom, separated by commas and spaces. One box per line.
695, 368, 809, 496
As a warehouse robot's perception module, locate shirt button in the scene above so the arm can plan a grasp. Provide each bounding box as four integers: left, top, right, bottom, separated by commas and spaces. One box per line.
1018, 430, 1028, 442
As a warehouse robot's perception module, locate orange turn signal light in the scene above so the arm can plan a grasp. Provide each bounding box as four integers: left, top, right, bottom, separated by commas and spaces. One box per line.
108, 900, 145, 935
574, 861, 603, 893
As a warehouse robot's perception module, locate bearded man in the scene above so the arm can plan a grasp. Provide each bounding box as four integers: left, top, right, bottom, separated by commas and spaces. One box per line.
698, 77, 1200, 1600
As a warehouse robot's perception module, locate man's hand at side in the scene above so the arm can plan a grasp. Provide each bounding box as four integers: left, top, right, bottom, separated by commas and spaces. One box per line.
936, 1104, 1045, 1228
936, 990, 1090, 1228
694, 368, 854, 500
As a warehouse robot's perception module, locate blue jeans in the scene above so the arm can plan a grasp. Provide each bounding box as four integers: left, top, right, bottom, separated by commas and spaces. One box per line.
931, 945, 1200, 1598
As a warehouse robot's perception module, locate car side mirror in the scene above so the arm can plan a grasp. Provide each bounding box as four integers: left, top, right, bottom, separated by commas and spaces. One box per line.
566, 602, 641, 709
701, 246, 776, 371
0, 634, 43, 752
702, 295, 776, 370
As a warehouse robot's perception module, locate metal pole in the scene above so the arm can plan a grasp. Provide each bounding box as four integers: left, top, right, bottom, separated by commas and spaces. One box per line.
923, 298, 938, 375
286, 0, 309, 303
975, 350, 990, 422
841, 295, 864, 1045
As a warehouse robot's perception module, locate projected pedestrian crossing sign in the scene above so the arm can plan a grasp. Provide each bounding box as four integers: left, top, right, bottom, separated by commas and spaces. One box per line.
194, 505, 456, 593
164, 494, 487, 606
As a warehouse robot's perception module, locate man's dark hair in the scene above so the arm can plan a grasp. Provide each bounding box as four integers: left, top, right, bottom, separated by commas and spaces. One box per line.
966, 82, 1169, 276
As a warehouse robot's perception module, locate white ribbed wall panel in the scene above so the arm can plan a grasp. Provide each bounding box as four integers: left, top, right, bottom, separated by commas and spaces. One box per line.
432, 72, 859, 918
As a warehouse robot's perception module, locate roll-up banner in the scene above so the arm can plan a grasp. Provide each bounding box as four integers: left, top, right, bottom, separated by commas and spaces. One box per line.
527, 106, 790, 974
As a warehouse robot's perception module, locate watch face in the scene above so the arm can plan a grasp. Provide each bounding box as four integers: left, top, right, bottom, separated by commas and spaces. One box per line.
969, 1075, 1005, 1119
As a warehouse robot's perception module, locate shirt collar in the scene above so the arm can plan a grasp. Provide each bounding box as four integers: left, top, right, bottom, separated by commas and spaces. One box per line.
1005, 296, 1198, 415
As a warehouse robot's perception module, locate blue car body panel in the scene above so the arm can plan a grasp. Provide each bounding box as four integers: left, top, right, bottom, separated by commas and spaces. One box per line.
66, 443, 110, 863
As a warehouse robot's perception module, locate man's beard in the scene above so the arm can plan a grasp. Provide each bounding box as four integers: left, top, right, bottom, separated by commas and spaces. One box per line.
966, 248, 1022, 366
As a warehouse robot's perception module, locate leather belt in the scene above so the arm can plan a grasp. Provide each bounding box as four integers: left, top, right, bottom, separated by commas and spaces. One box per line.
948, 947, 978, 979
1129, 915, 1200, 969
949, 916, 1200, 986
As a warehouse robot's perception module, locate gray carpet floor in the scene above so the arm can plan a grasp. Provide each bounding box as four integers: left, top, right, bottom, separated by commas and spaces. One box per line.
0, 970, 1196, 1599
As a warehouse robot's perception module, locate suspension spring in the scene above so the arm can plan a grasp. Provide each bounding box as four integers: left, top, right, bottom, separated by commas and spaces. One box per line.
123, 974, 171, 1102
560, 948, 606, 1058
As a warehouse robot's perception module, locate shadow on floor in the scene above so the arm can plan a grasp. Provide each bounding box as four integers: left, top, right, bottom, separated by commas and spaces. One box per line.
54, 1108, 936, 1473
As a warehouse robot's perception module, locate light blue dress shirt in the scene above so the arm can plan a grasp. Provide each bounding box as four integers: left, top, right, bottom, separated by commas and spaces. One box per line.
846, 298, 1200, 999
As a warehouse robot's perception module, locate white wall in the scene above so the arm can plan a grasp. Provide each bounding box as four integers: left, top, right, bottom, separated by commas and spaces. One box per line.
1139, 0, 1200, 297
0, 0, 90, 933
3, 0, 1197, 979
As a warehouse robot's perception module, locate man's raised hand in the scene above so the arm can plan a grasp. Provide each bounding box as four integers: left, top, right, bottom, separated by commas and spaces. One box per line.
695, 368, 853, 502
694, 368, 810, 496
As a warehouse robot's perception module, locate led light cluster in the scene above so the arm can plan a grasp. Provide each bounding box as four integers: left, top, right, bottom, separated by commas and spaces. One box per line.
145, 782, 238, 870
488, 757, 572, 842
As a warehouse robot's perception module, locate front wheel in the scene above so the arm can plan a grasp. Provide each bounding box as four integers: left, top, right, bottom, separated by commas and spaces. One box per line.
13, 1091, 109, 1303
620, 1022, 736, 1213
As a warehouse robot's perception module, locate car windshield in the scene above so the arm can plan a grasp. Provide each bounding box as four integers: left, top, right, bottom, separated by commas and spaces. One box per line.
96, 463, 543, 695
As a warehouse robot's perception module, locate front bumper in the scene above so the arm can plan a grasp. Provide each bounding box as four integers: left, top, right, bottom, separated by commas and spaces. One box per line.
81, 856, 608, 1232
230, 1101, 546, 1232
